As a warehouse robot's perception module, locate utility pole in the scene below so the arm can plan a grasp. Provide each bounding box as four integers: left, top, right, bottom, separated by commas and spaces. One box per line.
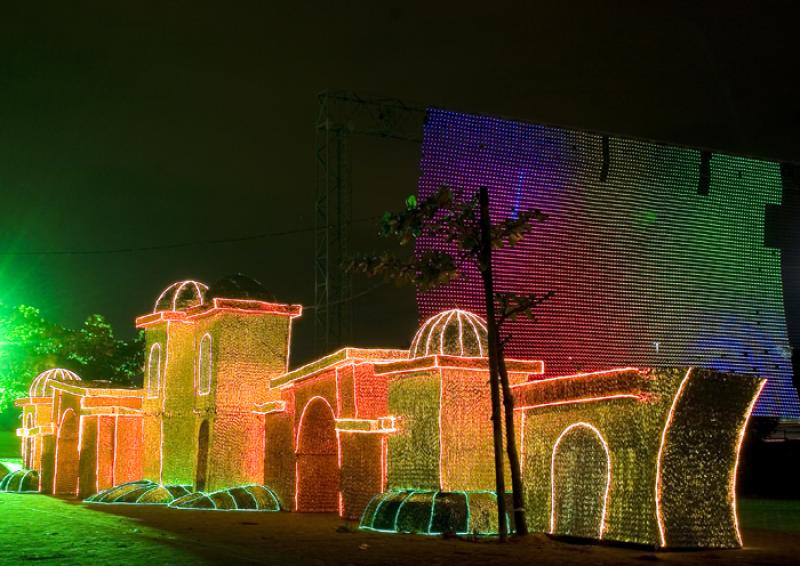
314, 90, 426, 354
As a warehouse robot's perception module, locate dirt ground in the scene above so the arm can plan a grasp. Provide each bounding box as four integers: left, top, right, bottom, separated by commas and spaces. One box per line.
1, 494, 799, 565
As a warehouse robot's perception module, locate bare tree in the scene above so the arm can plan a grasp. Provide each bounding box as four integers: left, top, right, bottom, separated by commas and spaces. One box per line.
349, 186, 553, 540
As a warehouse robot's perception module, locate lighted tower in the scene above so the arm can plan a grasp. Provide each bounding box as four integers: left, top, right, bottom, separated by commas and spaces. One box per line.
135, 276, 302, 491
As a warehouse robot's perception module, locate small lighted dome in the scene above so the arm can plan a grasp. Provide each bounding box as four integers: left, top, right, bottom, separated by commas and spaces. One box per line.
29, 368, 82, 398
153, 280, 208, 312
409, 309, 489, 359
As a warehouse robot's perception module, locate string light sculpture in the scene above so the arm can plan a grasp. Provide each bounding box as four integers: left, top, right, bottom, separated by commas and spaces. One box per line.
28, 368, 82, 398
516, 367, 764, 548
8, 280, 768, 550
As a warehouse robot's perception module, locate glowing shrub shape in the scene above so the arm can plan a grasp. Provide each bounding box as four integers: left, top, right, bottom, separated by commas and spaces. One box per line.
86, 480, 192, 505
197, 334, 212, 396
361, 490, 512, 535
408, 309, 488, 358
0, 469, 39, 493
516, 367, 763, 548
169, 485, 280, 511
29, 368, 81, 397
146, 343, 162, 398
295, 397, 339, 512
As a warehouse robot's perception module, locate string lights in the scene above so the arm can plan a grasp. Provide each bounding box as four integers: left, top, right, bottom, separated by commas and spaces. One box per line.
5, 284, 768, 551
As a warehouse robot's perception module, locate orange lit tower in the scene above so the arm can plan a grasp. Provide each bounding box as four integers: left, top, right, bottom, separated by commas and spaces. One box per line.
135, 277, 301, 491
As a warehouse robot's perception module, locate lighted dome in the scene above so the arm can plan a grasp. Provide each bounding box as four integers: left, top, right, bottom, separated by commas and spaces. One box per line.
153, 280, 208, 312
29, 368, 81, 398
409, 309, 488, 359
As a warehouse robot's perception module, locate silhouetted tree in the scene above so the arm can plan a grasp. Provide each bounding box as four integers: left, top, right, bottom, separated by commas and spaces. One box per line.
349, 186, 553, 540
0, 304, 144, 418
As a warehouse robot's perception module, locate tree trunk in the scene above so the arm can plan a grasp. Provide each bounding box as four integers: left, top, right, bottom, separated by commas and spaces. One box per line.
497, 340, 528, 535
478, 186, 508, 541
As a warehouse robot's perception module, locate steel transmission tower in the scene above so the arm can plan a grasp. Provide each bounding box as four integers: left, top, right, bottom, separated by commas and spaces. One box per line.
314, 90, 427, 354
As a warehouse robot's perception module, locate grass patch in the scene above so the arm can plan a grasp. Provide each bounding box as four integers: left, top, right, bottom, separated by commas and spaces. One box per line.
739, 498, 800, 531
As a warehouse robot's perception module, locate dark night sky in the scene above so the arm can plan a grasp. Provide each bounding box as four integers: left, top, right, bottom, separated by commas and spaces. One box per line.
1, 2, 799, 366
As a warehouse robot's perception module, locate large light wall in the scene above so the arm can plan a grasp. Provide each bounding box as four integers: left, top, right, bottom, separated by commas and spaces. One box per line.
415, 109, 798, 418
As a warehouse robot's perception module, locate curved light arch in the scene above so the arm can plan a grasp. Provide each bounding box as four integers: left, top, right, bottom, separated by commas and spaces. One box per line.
654, 368, 693, 547
197, 333, 213, 396
549, 421, 612, 539
29, 368, 82, 398
153, 279, 208, 313
410, 309, 488, 358
146, 343, 162, 398
294, 395, 340, 512
438, 310, 458, 355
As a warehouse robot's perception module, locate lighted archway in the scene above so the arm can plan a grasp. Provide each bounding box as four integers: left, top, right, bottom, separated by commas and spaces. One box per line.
550, 422, 611, 539
147, 343, 162, 398
195, 420, 210, 491
53, 409, 79, 495
295, 397, 339, 512
23, 413, 34, 469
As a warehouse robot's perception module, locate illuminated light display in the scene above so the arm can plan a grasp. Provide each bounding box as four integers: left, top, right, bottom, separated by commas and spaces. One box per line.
516, 366, 764, 547
28, 368, 81, 398
415, 108, 798, 418
6, 282, 768, 550
86, 480, 192, 505
654, 368, 693, 546
408, 309, 488, 358
169, 484, 280, 511
360, 489, 511, 535
153, 280, 209, 312
549, 422, 611, 539
0, 469, 40, 493
731, 380, 767, 546
197, 333, 213, 396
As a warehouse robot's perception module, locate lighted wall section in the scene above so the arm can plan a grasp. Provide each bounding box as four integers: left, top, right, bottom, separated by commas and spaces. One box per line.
516, 367, 763, 548
159, 320, 197, 486
439, 367, 526, 492
142, 325, 168, 483
386, 371, 440, 490
415, 109, 798, 418
203, 312, 292, 491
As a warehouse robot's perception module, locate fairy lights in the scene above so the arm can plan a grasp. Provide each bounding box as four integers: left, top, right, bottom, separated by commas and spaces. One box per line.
655, 368, 693, 547
408, 309, 488, 359
146, 343, 162, 398
7, 276, 769, 551
516, 366, 765, 547
731, 380, 767, 546
153, 280, 208, 313
197, 333, 212, 396
28, 368, 82, 398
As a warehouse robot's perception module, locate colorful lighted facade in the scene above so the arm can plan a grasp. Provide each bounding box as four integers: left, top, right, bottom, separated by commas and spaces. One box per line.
14, 368, 143, 498
414, 108, 798, 418
4, 280, 764, 549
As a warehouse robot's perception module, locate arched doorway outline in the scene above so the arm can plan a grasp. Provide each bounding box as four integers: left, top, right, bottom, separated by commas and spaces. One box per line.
195, 419, 210, 492
549, 421, 611, 539
23, 413, 34, 468
53, 408, 79, 495
294, 395, 340, 512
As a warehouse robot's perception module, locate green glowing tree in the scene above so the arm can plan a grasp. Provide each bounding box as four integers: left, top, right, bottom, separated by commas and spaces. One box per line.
0, 304, 144, 419
349, 186, 553, 540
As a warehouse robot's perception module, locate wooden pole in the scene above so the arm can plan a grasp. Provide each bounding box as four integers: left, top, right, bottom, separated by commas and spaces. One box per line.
478, 186, 508, 541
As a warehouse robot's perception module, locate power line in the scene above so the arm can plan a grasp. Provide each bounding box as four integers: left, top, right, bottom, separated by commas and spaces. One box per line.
0, 216, 380, 257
